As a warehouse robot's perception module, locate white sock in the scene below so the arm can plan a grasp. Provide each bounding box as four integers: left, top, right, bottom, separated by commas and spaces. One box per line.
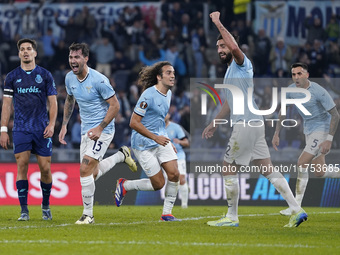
124, 179, 154, 191
179, 182, 189, 207
162, 180, 178, 215
224, 175, 239, 221
295, 167, 309, 206
266, 172, 300, 214
322, 166, 340, 178
80, 175, 95, 217
95, 151, 125, 181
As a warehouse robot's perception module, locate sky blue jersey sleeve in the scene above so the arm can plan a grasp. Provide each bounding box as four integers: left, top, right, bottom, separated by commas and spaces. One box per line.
95, 77, 115, 100
134, 89, 153, 117
317, 86, 336, 112
65, 72, 72, 96
175, 123, 186, 140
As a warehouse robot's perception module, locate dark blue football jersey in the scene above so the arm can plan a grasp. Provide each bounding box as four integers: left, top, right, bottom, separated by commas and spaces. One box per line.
4, 65, 57, 131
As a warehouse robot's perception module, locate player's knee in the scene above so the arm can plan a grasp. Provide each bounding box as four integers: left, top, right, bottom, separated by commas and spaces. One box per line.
80, 157, 97, 176
167, 169, 180, 182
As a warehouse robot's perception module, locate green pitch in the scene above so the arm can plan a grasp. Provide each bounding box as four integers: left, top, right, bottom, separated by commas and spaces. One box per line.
0, 205, 339, 255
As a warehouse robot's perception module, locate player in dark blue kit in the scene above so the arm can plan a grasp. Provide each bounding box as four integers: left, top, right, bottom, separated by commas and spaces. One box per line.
0, 38, 58, 221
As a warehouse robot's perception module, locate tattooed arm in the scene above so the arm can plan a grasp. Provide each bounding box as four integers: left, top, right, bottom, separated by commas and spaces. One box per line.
58, 94, 76, 145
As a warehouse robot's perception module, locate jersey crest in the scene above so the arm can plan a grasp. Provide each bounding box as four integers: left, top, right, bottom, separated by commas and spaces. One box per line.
85, 86, 92, 93
35, 74, 43, 83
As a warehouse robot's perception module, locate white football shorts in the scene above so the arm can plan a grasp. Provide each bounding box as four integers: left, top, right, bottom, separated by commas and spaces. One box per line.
224, 123, 270, 165
177, 159, 187, 176
304, 131, 329, 158
132, 142, 178, 177
80, 132, 114, 162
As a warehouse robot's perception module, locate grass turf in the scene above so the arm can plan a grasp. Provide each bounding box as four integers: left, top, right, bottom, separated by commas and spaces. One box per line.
0, 205, 339, 255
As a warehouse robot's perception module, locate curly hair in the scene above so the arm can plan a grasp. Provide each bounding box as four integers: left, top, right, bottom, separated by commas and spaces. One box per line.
138, 61, 172, 92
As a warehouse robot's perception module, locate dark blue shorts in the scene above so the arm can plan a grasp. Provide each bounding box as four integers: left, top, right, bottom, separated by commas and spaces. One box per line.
13, 131, 53, 156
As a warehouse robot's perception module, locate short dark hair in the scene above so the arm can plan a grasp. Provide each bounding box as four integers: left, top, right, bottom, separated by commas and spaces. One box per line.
291, 62, 308, 72
217, 33, 239, 44
17, 38, 37, 51
69, 42, 90, 57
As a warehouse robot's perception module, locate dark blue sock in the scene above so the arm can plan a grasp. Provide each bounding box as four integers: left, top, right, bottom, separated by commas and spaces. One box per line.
41, 181, 52, 209
16, 180, 29, 213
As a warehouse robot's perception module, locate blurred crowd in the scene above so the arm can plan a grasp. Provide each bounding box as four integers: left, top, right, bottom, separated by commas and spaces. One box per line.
1, 0, 340, 151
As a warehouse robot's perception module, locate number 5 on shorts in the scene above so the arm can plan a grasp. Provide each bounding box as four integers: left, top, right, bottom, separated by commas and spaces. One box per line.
311, 139, 319, 149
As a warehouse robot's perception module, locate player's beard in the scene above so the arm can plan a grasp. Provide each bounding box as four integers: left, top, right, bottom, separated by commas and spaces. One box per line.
219, 52, 232, 65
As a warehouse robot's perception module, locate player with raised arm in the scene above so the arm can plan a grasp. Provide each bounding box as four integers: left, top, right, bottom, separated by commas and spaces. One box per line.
272, 62, 340, 216
114, 61, 180, 221
202, 12, 307, 227
58, 43, 136, 224
0, 38, 57, 221
165, 113, 190, 208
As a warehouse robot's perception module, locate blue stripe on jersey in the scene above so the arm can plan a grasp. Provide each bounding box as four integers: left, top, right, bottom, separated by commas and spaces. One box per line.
4, 65, 57, 131
131, 86, 171, 150
65, 68, 115, 135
